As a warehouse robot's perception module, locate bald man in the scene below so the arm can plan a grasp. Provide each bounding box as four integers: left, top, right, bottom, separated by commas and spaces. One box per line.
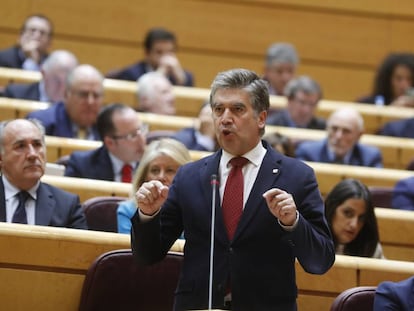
26, 64, 104, 140
3, 49, 78, 103
136, 71, 176, 115
295, 107, 383, 167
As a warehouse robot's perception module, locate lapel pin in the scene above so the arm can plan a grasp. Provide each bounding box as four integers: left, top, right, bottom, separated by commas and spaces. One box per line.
272, 168, 279, 174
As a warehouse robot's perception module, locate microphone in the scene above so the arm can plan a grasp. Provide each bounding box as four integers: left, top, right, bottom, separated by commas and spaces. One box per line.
208, 174, 219, 310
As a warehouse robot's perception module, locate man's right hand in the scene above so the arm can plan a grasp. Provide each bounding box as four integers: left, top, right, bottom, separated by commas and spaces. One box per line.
20, 38, 41, 63
136, 180, 169, 216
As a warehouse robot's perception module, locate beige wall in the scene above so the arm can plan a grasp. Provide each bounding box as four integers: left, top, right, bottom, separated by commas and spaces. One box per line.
1, 0, 414, 101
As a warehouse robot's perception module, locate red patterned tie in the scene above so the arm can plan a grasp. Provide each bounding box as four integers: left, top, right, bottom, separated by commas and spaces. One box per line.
121, 164, 132, 183
222, 157, 249, 240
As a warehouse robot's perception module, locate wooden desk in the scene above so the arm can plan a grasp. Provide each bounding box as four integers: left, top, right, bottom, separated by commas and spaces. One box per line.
1, 222, 414, 311
41, 175, 131, 203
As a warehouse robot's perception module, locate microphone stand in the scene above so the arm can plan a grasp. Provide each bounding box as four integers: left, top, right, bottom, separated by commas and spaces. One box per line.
208, 174, 219, 310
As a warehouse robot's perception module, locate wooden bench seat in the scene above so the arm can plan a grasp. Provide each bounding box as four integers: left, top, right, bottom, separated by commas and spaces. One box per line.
1, 68, 414, 132
1, 222, 414, 311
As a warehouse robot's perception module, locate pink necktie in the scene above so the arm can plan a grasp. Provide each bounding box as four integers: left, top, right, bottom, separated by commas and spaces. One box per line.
121, 164, 133, 183
222, 157, 249, 240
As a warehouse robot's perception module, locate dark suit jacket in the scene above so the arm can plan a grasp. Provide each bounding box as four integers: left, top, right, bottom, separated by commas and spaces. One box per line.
0, 45, 47, 69
131, 141, 335, 311
0, 45, 25, 68
173, 127, 214, 151
295, 139, 383, 167
3, 82, 40, 101
64, 146, 115, 181
266, 110, 326, 130
0, 180, 87, 229
26, 102, 100, 139
378, 118, 414, 138
374, 276, 414, 311
391, 177, 414, 211
108, 60, 194, 87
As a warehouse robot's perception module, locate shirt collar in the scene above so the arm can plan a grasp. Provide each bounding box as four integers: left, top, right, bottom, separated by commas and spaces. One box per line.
2, 175, 39, 200
221, 140, 266, 168
108, 152, 137, 175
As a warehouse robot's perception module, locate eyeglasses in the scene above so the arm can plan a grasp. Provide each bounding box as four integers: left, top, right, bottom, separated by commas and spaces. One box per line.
111, 124, 149, 141
71, 90, 103, 100
23, 27, 50, 37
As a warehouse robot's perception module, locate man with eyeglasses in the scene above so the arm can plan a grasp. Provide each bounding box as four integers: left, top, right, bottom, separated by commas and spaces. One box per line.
0, 14, 53, 71
26, 64, 103, 140
3, 49, 78, 104
64, 104, 147, 182
266, 75, 326, 130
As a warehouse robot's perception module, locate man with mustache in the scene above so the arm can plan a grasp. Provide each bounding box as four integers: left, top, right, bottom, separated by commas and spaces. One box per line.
0, 119, 87, 229
131, 68, 335, 311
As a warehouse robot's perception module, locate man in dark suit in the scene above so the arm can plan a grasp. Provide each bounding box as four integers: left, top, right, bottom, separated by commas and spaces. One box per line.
3, 50, 78, 103
0, 14, 53, 71
391, 176, 414, 211
0, 119, 87, 229
26, 64, 103, 140
378, 117, 414, 138
295, 107, 383, 167
374, 276, 414, 311
131, 69, 335, 311
267, 75, 326, 130
106, 28, 194, 86
65, 104, 146, 182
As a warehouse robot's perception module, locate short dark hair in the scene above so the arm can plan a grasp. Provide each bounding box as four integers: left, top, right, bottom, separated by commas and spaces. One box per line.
20, 14, 54, 37
324, 178, 380, 257
144, 28, 176, 52
209, 68, 269, 136
96, 103, 128, 140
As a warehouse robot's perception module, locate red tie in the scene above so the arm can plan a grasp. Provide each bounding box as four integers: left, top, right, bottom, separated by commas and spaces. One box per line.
222, 157, 249, 240
121, 164, 132, 183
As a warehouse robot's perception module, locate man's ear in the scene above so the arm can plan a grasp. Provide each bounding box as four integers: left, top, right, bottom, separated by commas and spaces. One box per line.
104, 136, 114, 150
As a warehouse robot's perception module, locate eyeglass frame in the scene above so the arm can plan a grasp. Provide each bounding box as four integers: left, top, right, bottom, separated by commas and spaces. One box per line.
111, 124, 149, 141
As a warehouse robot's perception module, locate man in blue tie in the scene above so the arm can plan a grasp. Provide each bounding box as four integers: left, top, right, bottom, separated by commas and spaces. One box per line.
0, 118, 87, 229
131, 68, 335, 311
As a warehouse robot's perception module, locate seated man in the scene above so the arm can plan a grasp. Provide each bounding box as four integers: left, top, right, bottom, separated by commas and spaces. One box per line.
173, 102, 217, 151
0, 119, 87, 229
391, 176, 414, 211
266, 75, 326, 129
26, 64, 103, 140
263, 42, 299, 96
378, 117, 414, 138
295, 107, 383, 167
0, 14, 53, 71
136, 72, 176, 115
107, 27, 194, 86
374, 276, 414, 311
65, 104, 146, 182
3, 49, 78, 103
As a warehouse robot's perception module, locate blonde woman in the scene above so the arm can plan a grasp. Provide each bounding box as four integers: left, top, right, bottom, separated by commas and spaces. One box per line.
117, 138, 191, 234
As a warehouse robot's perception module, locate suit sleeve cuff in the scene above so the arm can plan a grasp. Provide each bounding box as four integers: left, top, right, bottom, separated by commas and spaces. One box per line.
278, 211, 299, 231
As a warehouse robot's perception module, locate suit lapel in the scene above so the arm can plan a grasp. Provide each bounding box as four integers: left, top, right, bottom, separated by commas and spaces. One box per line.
35, 183, 55, 226
233, 147, 283, 241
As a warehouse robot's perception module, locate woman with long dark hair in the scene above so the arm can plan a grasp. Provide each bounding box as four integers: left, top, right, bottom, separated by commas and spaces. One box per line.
325, 178, 384, 258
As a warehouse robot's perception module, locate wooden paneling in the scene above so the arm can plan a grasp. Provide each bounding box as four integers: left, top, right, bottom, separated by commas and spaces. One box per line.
1, 0, 414, 101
